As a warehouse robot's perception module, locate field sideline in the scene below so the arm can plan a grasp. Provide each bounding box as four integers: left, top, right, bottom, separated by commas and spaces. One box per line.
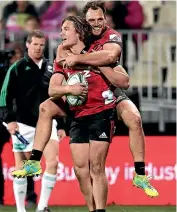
0, 206, 176, 212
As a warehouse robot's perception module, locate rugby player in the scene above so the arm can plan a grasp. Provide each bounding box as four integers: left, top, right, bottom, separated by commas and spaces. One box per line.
58, 0, 159, 198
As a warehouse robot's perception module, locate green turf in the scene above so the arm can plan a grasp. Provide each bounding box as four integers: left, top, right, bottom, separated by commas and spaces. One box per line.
0, 206, 175, 212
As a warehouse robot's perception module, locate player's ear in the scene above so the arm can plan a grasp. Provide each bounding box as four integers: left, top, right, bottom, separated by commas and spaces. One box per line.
76, 32, 81, 41
104, 14, 107, 23
26, 41, 29, 49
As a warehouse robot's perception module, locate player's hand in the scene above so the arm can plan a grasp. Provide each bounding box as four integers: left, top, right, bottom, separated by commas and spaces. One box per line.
57, 58, 69, 69
70, 83, 88, 96
7, 122, 19, 135
66, 51, 75, 56
57, 129, 66, 140
63, 55, 79, 68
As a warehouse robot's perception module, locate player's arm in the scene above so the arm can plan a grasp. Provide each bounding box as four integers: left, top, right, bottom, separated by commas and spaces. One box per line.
49, 73, 70, 98
76, 42, 121, 66
56, 44, 91, 70
48, 60, 70, 98
49, 62, 87, 98
98, 65, 130, 89
81, 33, 122, 67
56, 44, 66, 62
50, 50, 73, 98
61, 42, 121, 67
0, 63, 17, 123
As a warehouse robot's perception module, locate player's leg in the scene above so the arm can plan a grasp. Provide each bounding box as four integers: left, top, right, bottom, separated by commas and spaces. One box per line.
115, 90, 158, 197
117, 98, 145, 165
70, 119, 95, 212
70, 144, 95, 212
37, 121, 59, 212
32, 98, 66, 154
89, 142, 109, 211
13, 152, 29, 212
12, 123, 35, 212
89, 109, 114, 211
114, 88, 145, 170
12, 98, 66, 177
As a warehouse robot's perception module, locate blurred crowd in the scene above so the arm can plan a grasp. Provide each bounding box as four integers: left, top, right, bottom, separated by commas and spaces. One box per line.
0, 1, 175, 66
1, 1, 174, 33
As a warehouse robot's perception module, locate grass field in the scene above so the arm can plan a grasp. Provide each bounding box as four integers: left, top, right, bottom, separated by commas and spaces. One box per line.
0, 206, 176, 212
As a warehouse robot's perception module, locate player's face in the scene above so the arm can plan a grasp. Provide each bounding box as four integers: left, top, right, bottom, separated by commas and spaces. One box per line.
61, 20, 80, 48
26, 36, 45, 59
85, 8, 106, 36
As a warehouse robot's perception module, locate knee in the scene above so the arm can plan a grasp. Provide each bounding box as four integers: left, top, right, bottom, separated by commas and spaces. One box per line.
90, 162, 105, 178
74, 164, 90, 180
127, 111, 142, 130
45, 158, 58, 171
39, 101, 53, 118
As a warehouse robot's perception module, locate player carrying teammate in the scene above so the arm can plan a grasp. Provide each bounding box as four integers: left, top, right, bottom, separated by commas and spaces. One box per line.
57, 0, 159, 198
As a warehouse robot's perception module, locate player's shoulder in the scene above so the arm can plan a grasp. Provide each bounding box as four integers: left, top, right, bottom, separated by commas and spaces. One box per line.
104, 27, 122, 45
6, 58, 25, 76
11, 57, 25, 70
53, 59, 64, 74
16, 57, 26, 66
104, 27, 120, 37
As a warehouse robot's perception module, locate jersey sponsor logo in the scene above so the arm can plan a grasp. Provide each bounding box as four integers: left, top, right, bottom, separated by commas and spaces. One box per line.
67, 70, 90, 78
102, 90, 114, 105
109, 34, 122, 43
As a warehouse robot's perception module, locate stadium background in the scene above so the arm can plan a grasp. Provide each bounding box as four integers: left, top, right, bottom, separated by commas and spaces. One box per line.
0, 1, 176, 212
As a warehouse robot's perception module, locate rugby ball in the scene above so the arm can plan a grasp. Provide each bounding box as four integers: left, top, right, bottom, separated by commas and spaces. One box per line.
66, 72, 88, 106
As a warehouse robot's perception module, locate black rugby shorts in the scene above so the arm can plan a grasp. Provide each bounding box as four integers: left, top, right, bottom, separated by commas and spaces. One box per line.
69, 109, 115, 144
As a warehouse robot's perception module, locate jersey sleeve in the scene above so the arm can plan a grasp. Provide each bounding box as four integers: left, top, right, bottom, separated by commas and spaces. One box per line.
53, 60, 65, 75
104, 30, 122, 48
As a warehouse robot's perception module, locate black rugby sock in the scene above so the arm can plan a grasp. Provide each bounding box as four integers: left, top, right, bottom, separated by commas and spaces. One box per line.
134, 162, 145, 175
96, 210, 106, 212
30, 149, 43, 161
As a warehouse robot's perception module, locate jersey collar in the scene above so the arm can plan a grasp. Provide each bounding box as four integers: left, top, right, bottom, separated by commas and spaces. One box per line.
24, 53, 46, 64
91, 26, 108, 41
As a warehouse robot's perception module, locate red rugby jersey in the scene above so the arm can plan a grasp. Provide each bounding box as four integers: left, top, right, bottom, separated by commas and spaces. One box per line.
54, 60, 115, 118
89, 27, 122, 55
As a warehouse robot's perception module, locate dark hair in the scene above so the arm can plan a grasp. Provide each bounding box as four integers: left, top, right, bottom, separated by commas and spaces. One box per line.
61, 16, 92, 45
82, 1, 106, 16
26, 30, 45, 43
